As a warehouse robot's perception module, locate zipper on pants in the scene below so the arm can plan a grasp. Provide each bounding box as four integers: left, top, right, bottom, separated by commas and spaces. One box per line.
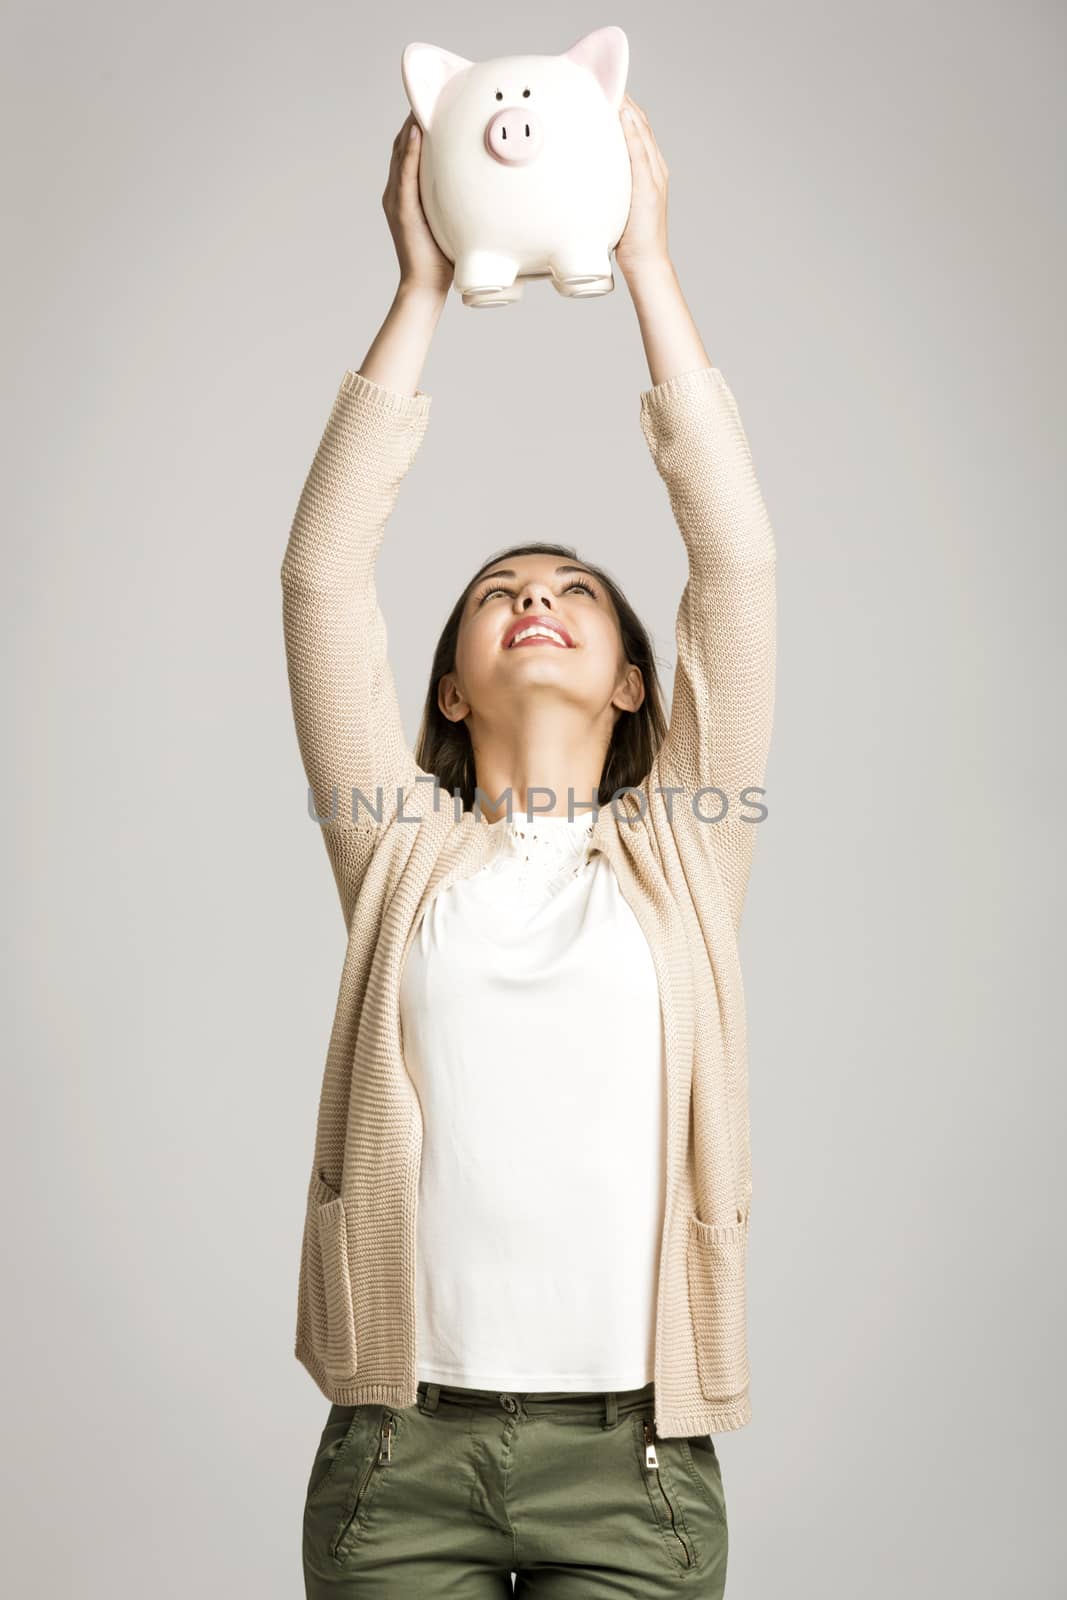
643, 1419, 693, 1568
332, 1412, 395, 1556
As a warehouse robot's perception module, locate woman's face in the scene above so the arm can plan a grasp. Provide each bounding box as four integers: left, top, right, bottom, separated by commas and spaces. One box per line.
440, 553, 645, 738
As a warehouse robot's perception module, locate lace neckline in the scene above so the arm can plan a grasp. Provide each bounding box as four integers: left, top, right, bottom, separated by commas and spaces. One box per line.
486, 809, 597, 873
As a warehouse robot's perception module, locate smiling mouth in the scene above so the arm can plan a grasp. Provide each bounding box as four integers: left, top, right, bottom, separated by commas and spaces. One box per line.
507, 625, 572, 649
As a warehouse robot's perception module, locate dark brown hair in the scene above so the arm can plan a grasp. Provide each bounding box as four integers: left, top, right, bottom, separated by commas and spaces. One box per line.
413, 540, 668, 814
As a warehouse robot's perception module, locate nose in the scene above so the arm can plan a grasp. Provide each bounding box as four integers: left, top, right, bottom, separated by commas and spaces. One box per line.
518, 588, 552, 610
484, 106, 543, 166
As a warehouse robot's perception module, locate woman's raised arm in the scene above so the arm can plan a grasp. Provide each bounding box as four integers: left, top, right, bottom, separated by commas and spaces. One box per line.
617, 97, 777, 930
279, 117, 453, 926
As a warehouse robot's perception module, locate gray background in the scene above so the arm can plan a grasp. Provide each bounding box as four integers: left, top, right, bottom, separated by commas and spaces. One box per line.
6, 0, 1063, 1594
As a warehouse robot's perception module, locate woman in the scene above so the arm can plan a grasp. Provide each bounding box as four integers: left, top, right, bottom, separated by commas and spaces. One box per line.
282, 93, 777, 1598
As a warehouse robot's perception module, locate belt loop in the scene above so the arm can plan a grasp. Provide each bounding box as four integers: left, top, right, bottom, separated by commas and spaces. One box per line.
419, 1383, 441, 1415
603, 1391, 618, 1428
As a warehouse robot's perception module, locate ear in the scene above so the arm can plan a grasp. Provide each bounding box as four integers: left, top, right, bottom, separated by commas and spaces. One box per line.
613, 663, 646, 715
437, 672, 470, 723
562, 25, 629, 110
402, 41, 474, 131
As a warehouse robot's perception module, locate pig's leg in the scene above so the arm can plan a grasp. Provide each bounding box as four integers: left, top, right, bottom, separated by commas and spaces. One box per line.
548, 243, 615, 298
453, 249, 524, 307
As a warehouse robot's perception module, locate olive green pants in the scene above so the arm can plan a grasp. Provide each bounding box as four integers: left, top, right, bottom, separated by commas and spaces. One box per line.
303, 1379, 728, 1596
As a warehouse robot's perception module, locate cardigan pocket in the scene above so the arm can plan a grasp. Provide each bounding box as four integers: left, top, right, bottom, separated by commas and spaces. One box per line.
685, 1211, 750, 1404
308, 1172, 359, 1382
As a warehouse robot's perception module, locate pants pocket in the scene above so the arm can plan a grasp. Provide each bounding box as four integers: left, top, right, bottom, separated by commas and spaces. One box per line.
329, 1407, 397, 1562
302, 1404, 393, 1572
305, 1405, 364, 1506
679, 1434, 728, 1525
307, 1171, 358, 1382
685, 1211, 750, 1404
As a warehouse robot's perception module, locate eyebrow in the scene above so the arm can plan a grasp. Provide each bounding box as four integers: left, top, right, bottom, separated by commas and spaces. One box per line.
472, 564, 597, 587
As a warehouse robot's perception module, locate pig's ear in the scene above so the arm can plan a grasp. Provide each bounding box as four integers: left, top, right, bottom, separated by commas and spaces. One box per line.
562, 25, 629, 110
401, 42, 474, 131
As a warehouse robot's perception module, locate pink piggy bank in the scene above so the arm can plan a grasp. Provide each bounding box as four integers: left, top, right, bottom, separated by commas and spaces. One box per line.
401, 25, 632, 307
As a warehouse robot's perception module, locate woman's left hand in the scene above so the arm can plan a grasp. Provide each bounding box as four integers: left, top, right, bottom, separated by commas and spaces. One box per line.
615, 94, 672, 280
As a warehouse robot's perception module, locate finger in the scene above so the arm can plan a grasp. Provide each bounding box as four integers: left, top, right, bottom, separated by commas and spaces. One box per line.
621, 93, 667, 176
384, 135, 403, 196
401, 120, 422, 179
384, 115, 415, 200
629, 102, 668, 184
394, 132, 426, 220
621, 95, 653, 155
621, 101, 650, 158
624, 106, 657, 175
622, 125, 653, 187
643, 127, 667, 186
388, 114, 415, 176
403, 119, 424, 186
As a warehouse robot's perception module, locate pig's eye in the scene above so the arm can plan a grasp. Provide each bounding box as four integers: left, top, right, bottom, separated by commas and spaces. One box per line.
522, 88, 530, 98
495, 91, 503, 101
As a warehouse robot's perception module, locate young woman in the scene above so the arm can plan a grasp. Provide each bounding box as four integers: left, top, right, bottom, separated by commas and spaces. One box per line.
282, 93, 777, 1599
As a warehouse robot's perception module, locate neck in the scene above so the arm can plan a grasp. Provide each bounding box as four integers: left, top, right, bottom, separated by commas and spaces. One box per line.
468, 708, 611, 824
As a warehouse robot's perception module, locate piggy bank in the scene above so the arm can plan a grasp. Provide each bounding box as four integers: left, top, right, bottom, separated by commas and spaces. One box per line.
401, 25, 632, 307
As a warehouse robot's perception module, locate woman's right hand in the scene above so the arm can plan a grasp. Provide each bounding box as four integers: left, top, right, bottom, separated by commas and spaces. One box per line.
383, 113, 454, 296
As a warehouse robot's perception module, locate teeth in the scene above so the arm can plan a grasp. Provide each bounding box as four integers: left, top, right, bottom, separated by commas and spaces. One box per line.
510, 626, 567, 647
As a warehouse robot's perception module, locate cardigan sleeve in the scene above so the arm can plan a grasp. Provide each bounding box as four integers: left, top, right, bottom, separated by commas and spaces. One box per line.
638, 366, 777, 928
280, 369, 431, 922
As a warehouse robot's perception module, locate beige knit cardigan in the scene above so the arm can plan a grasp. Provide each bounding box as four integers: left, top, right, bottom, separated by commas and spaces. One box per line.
280, 363, 776, 1437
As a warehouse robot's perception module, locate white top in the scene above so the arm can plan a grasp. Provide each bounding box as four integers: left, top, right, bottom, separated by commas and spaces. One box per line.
399, 807, 666, 1391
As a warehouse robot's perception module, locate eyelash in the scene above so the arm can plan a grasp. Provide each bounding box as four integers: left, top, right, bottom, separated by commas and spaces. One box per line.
474, 578, 598, 605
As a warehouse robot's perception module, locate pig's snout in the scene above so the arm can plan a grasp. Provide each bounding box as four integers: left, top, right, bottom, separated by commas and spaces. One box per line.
484, 106, 543, 165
